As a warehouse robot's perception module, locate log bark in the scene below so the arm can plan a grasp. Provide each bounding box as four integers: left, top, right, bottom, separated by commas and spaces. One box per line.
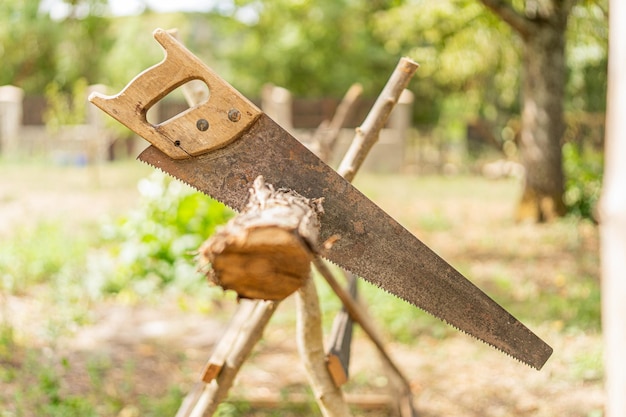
198, 176, 324, 301
601, 1, 626, 415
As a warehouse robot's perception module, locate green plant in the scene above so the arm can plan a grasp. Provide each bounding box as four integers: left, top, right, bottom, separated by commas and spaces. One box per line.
0, 222, 90, 295
6, 352, 98, 417
89, 171, 233, 297
43, 78, 89, 132
140, 386, 186, 417
563, 142, 603, 221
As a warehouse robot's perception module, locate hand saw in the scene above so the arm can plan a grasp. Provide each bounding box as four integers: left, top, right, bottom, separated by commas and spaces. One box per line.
89, 28, 553, 370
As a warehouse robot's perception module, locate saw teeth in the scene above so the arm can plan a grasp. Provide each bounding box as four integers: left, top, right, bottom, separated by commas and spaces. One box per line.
319, 255, 547, 370
138, 156, 240, 213
138, 156, 549, 371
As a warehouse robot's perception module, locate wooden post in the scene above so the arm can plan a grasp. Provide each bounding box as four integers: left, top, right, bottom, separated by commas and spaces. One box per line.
262, 84, 294, 133
312, 83, 363, 162
601, 1, 626, 416
0, 85, 24, 157
175, 300, 278, 417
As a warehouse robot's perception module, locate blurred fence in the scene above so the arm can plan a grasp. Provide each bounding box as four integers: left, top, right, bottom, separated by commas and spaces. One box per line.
4, 88, 607, 175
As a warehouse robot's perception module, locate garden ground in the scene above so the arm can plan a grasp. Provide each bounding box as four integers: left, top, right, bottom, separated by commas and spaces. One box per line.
0, 160, 603, 416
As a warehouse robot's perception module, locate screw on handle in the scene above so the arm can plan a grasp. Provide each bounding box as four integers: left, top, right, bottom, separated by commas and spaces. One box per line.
89, 28, 261, 160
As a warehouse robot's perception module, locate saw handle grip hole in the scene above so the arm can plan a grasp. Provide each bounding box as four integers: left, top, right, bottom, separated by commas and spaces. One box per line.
145, 79, 210, 126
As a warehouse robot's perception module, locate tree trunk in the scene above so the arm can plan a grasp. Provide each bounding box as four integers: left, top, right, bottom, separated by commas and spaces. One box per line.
516, 17, 568, 221
479, 0, 574, 222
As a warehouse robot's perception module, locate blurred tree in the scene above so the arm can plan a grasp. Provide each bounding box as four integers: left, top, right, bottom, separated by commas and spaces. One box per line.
0, 0, 59, 92
372, 0, 520, 126
374, 0, 606, 220
52, 0, 113, 90
565, 2, 608, 114
478, 0, 576, 221
102, 12, 190, 90
212, 0, 396, 97
0, 0, 112, 93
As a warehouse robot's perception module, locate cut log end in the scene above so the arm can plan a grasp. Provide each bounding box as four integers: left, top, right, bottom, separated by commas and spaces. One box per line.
198, 175, 323, 301
204, 227, 313, 300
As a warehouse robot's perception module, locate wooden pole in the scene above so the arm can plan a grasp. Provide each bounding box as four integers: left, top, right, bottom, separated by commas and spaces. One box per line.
337, 57, 419, 182
318, 57, 419, 416
313, 83, 363, 162
175, 300, 278, 417
312, 258, 414, 392
296, 279, 353, 417
325, 273, 358, 386
175, 53, 418, 416
601, 2, 626, 416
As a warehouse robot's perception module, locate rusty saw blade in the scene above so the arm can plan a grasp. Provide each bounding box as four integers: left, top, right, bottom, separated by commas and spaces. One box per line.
89, 28, 553, 370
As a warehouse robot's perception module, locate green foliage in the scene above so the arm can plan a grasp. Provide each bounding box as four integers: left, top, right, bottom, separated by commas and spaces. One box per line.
0, 0, 60, 92
215, 401, 251, 417
204, 0, 395, 97
90, 171, 233, 297
566, 1, 608, 113
373, 0, 521, 125
43, 78, 89, 131
0, 0, 113, 93
516, 271, 601, 331
563, 142, 603, 220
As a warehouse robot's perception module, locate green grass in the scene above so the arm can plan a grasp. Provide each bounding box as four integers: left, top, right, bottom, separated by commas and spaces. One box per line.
0, 164, 602, 416
0, 221, 91, 295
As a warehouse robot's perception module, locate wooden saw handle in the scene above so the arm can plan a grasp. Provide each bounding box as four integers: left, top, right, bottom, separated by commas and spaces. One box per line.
88, 28, 261, 159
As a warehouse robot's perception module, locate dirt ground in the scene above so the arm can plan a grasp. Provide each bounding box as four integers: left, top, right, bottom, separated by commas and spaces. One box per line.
1, 161, 604, 416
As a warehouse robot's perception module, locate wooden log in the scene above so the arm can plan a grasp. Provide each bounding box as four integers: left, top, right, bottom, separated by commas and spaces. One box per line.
198, 175, 324, 301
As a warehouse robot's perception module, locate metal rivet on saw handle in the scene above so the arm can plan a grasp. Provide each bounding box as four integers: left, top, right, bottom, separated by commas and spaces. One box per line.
196, 119, 209, 131
228, 108, 241, 122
